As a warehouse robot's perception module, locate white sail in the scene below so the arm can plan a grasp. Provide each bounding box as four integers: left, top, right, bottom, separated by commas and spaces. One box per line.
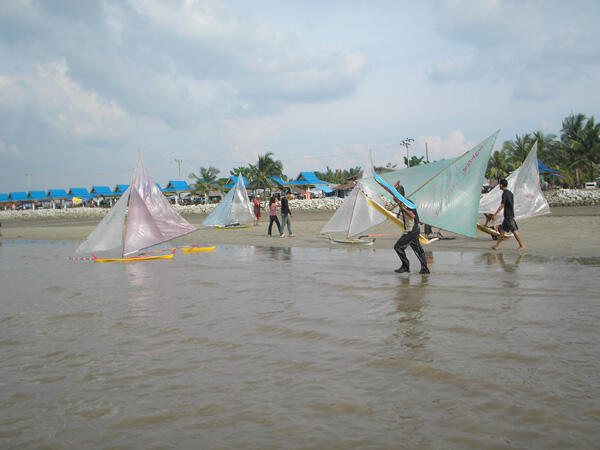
321, 151, 387, 238
203, 176, 254, 227
479, 142, 550, 223
73, 186, 130, 257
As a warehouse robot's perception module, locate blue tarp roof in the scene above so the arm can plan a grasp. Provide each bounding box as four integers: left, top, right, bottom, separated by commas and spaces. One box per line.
163, 180, 190, 192
269, 175, 287, 186
223, 175, 248, 189
293, 172, 333, 193
538, 159, 562, 174
9, 192, 28, 201
113, 184, 129, 193
28, 191, 47, 200
90, 186, 114, 196
0, 193, 8, 202
47, 189, 70, 199
68, 188, 90, 197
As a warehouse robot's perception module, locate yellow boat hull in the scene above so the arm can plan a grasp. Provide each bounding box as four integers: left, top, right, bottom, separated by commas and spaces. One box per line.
181, 246, 216, 253
365, 198, 432, 245
93, 249, 176, 262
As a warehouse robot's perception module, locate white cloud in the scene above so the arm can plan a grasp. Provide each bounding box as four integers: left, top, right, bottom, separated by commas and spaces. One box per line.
0, 60, 130, 140
0, 137, 22, 158
415, 131, 476, 162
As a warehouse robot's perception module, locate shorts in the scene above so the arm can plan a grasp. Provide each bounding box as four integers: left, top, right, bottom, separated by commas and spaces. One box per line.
499, 217, 518, 233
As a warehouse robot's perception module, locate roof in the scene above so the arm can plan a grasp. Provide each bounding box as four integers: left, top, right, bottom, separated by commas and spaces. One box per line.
47, 189, 71, 199
90, 186, 114, 196
538, 159, 562, 174
269, 175, 287, 186
223, 175, 248, 189
163, 180, 190, 192
113, 184, 129, 193
28, 190, 47, 200
68, 187, 90, 197
0, 193, 8, 202
294, 172, 333, 193
9, 192, 28, 201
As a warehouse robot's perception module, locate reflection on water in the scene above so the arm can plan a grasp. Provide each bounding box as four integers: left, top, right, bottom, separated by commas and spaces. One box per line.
1, 241, 600, 448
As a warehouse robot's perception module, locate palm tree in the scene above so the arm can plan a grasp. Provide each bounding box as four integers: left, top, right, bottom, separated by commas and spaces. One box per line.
189, 166, 220, 203
248, 152, 284, 193
502, 134, 533, 167
558, 113, 600, 186
486, 149, 511, 182
403, 155, 425, 167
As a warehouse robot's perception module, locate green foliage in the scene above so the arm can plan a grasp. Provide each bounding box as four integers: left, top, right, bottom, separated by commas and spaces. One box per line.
315, 166, 362, 184
500, 113, 600, 186
189, 166, 220, 200
403, 155, 426, 167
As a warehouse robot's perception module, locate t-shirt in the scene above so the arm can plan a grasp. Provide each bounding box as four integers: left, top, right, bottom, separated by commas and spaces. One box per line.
269, 202, 278, 216
281, 196, 291, 215
404, 206, 420, 232
501, 189, 515, 219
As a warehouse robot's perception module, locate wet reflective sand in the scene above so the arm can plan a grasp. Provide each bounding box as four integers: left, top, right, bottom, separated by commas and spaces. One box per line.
1, 241, 599, 448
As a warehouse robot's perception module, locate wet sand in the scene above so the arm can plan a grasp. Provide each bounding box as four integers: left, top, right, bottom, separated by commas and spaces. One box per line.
2, 206, 599, 258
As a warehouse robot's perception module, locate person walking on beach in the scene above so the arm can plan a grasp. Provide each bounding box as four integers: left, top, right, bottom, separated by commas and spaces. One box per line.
267, 194, 281, 236
491, 179, 526, 251
253, 195, 262, 226
280, 191, 295, 237
393, 199, 429, 274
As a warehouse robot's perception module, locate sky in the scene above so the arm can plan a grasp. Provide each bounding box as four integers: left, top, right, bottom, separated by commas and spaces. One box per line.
1, 0, 599, 192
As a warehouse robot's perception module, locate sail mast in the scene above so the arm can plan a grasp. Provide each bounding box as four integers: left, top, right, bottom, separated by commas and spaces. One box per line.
122, 152, 139, 258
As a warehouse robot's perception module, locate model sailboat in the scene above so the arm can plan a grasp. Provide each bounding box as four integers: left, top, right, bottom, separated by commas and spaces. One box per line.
73, 154, 197, 262
320, 152, 387, 244
360, 131, 499, 238
203, 175, 255, 228
478, 141, 550, 237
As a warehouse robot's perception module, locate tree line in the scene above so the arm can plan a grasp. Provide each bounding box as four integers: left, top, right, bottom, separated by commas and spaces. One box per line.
487, 113, 599, 187
189, 112, 599, 198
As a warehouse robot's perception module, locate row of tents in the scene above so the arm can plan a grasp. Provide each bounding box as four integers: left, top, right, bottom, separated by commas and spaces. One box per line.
0, 172, 336, 208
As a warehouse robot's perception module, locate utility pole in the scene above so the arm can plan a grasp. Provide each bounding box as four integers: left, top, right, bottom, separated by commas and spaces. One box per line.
425, 142, 429, 163
174, 159, 182, 178
401, 138, 414, 167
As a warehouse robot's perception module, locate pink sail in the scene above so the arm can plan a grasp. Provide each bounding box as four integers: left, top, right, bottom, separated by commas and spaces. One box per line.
123, 154, 197, 256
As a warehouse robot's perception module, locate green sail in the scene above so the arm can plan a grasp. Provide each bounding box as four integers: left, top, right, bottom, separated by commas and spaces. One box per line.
361, 131, 499, 237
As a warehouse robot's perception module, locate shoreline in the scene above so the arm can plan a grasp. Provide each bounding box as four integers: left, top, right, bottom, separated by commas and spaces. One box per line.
2, 205, 599, 258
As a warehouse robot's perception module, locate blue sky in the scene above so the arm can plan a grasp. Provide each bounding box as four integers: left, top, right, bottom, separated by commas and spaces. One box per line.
1, 0, 599, 192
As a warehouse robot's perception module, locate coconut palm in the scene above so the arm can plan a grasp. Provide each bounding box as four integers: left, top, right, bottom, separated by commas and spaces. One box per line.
248, 152, 284, 192
558, 114, 600, 186
189, 166, 220, 203
486, 149, 511, 181
502, 134, 533, 167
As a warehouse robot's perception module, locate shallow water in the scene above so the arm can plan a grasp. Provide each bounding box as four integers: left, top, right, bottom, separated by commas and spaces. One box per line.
1, 241, 599, 449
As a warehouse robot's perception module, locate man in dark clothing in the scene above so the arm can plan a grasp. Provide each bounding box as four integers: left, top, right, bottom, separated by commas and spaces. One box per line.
279, 191, 294, 237
393, 200, 429, 274
491, 179, 526, 251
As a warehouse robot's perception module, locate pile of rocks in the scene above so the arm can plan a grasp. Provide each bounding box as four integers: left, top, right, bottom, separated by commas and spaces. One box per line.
544, 188, 600, 206
2, 189, 598, 220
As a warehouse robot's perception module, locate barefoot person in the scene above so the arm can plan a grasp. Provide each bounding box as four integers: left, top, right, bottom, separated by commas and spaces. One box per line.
491, 179, 526, 251
393, 199, 429, 274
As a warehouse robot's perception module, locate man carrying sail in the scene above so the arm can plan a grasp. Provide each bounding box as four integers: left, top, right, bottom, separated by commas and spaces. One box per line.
393, 199, 430, 274
491, 179, 526, 251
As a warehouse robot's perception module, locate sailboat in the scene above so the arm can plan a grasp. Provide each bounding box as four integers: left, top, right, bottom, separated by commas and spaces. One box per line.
203, 175, 255, 228
72, 154, 197, 262
320, 152, 387, 244
478, 141, 550, 238
360, 131, 499, 238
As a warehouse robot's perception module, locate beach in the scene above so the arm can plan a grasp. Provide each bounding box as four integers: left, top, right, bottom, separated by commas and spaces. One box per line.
2, 205, 599, 258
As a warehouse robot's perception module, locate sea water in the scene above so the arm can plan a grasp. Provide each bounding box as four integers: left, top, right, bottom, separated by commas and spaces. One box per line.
1, 241, 599, 448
